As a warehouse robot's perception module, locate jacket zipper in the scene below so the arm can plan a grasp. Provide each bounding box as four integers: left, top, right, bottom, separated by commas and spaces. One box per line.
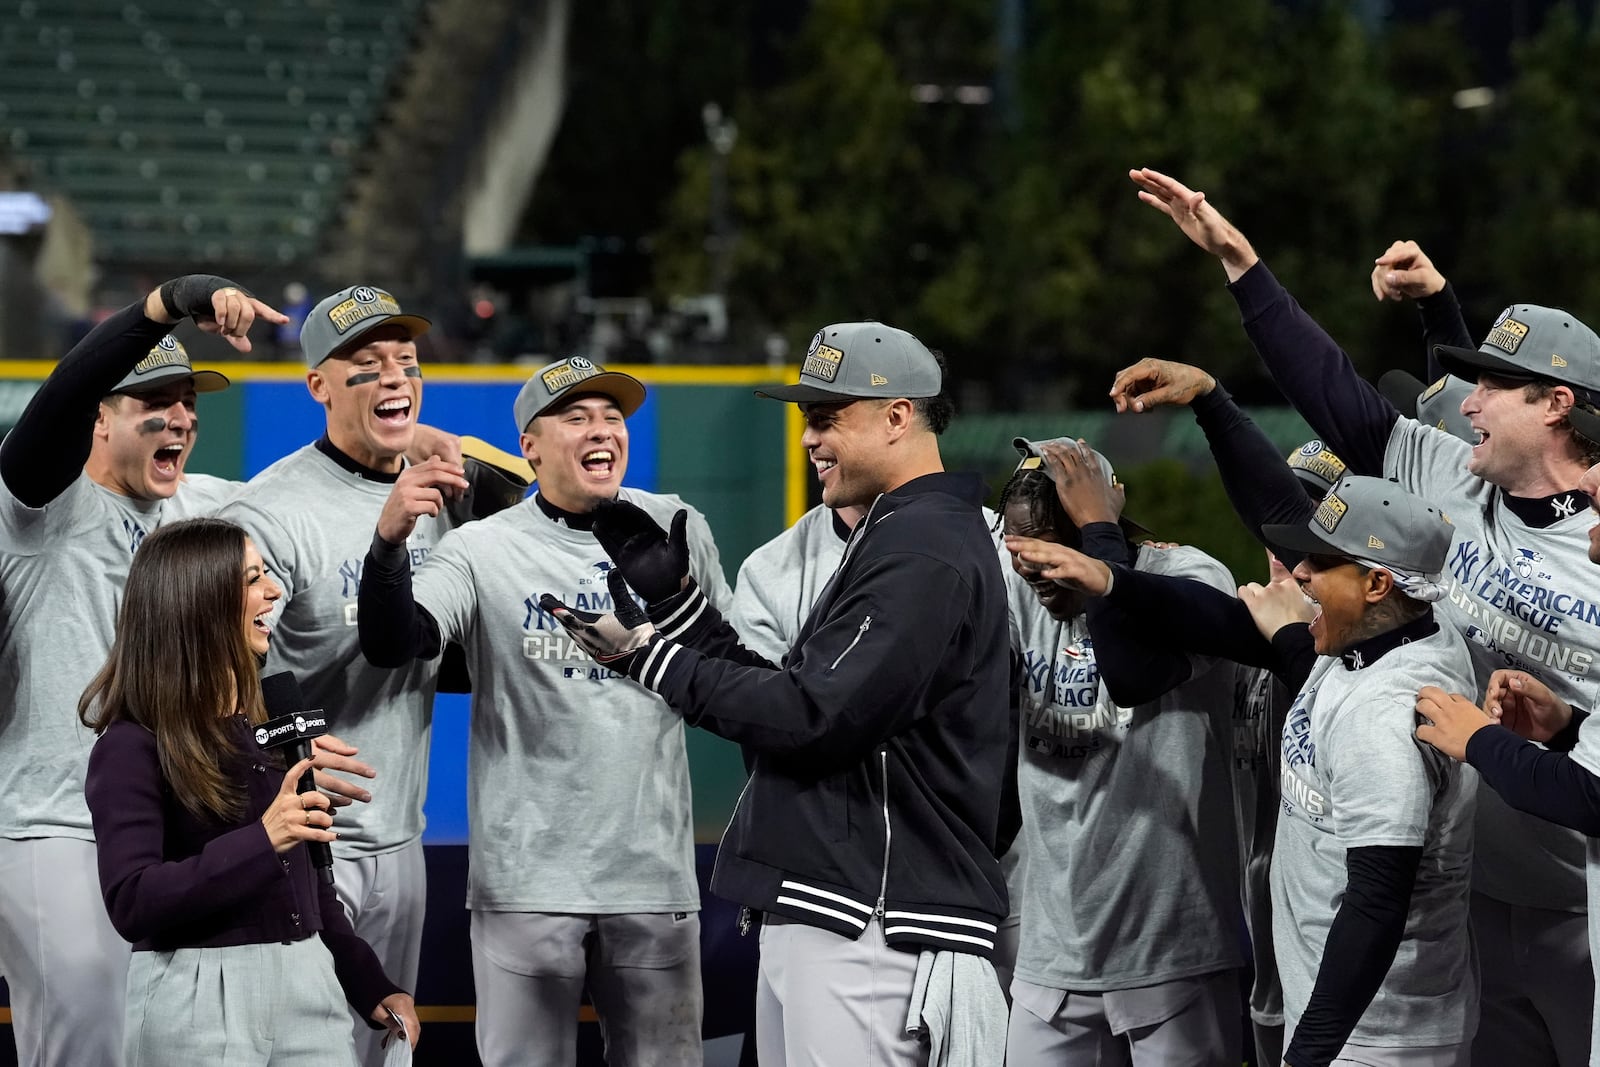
830, 615, 872, 670
874, 748, 891, 922
715, 772, 757, 935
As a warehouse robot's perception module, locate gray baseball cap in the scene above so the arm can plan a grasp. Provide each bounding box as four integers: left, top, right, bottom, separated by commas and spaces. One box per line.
756, 322, 942, 404
1011, 437, 1154, 543
513, 356, 646, 432
300, 284, 430, 368
1262, 474, 1455, 576
111, 335, 230, 395
1434, 304, 1600, 395
1285, 440, 1347, 497
1378, 370, 1476, 443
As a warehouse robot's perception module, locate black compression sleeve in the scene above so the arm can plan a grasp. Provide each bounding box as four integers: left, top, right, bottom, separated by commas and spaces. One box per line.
1075, 524, 1195, 704
1270, 623, 1318, 694
1229, 263, 1401, 476
0, 299, 171, 507
1464, 724, 1600, 835
1285, 844, 1423, 1067
356, 535, 444, 666
1417, 282, 1472, 381
1549, 708, 1588, 753
1102, 565, 1277, 668
1191, 383, 1316, 569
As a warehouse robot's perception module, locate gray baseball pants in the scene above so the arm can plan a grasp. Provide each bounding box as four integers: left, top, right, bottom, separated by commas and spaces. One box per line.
1006, 969, 1242, 1067
470, 908, 702, 1067
332, 840, 426, 1067
0, 837, 129, 1067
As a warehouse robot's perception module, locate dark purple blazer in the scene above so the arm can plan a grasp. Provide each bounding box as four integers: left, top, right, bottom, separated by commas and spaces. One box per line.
85, 718, 401, 1022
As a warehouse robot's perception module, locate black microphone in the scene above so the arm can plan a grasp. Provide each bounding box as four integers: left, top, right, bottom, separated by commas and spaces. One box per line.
256, 671, 335, 885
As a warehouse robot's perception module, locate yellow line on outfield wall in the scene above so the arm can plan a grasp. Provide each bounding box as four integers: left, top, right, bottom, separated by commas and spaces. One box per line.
0, 361, 793, 387
1, 358, 811, 530
785, 403, 807, 526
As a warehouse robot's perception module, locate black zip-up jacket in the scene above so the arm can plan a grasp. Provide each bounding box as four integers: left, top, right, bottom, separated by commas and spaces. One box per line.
625, 471, 1011, 957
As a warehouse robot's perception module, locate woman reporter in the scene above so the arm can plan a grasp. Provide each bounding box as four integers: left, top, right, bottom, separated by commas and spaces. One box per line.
80, 517, 419, 1065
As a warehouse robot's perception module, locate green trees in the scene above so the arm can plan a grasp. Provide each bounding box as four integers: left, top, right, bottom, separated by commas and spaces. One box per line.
651, 1, 1510, 404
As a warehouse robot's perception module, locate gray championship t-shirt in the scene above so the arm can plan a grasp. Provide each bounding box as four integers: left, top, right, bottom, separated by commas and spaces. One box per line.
0, 469, 235, 840
1386, 417, 1596, 912
221, 445, 453, 856
728, 504, 848, 664
1273, 624, 1478, 1048
1009, 544, 1243, 991
412, 488, 731, 912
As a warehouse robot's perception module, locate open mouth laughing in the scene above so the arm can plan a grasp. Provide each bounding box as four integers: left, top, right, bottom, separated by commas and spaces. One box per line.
582, 448, 616, 479
375, 397, 412, 426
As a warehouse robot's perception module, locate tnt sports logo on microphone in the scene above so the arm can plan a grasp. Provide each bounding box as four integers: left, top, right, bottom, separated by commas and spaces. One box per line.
255, 727, 270, 745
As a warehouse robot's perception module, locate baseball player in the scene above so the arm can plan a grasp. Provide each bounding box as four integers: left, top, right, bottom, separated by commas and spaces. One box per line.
0, 277, 284, 1065
1128, 166, 1600, 1066
546, 322, 1013, 1065
1228, 442, 1347, 1067
1020, 471, 1479, 1066
727, 492, 1021, 994
217, 284, 473, 1067
997, 436, 1243, 1066
354, 356, 730, 1067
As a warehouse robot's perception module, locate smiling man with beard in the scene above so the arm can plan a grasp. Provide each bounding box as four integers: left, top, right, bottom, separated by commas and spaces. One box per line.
218, 283, 473, 1067
0, 276, 284, 1066
355, 355, 731, 1067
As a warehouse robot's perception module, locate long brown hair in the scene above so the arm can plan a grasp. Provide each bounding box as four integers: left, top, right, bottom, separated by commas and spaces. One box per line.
79, 517, 266, 822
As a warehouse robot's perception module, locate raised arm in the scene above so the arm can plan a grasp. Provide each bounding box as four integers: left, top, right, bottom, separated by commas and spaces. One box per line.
1127, 168, 1400, 474
1370, 239, 1473, 378
1, 278, 282, 506
1109, 360, 1317, 560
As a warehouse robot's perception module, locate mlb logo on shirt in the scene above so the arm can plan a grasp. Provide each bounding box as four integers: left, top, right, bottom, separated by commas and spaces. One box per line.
562, 667, 582, 679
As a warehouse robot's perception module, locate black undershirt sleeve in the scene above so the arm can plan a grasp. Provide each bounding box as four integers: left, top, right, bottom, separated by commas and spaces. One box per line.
357, 535, 445, 667
1229, 263, 1401, 476
1464, 717, 1600, 835
1077, 523, 1196, 706
1285, 844, 1424, 1067
1101, 564, 1314, 692
0, 298, 172, 507
1417, 283, 1473, 381
1191, 383, 1315, 569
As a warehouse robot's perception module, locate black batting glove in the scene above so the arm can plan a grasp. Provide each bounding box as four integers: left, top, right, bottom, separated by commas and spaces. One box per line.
592, 500, 689, 604
541, 569, 657, 672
